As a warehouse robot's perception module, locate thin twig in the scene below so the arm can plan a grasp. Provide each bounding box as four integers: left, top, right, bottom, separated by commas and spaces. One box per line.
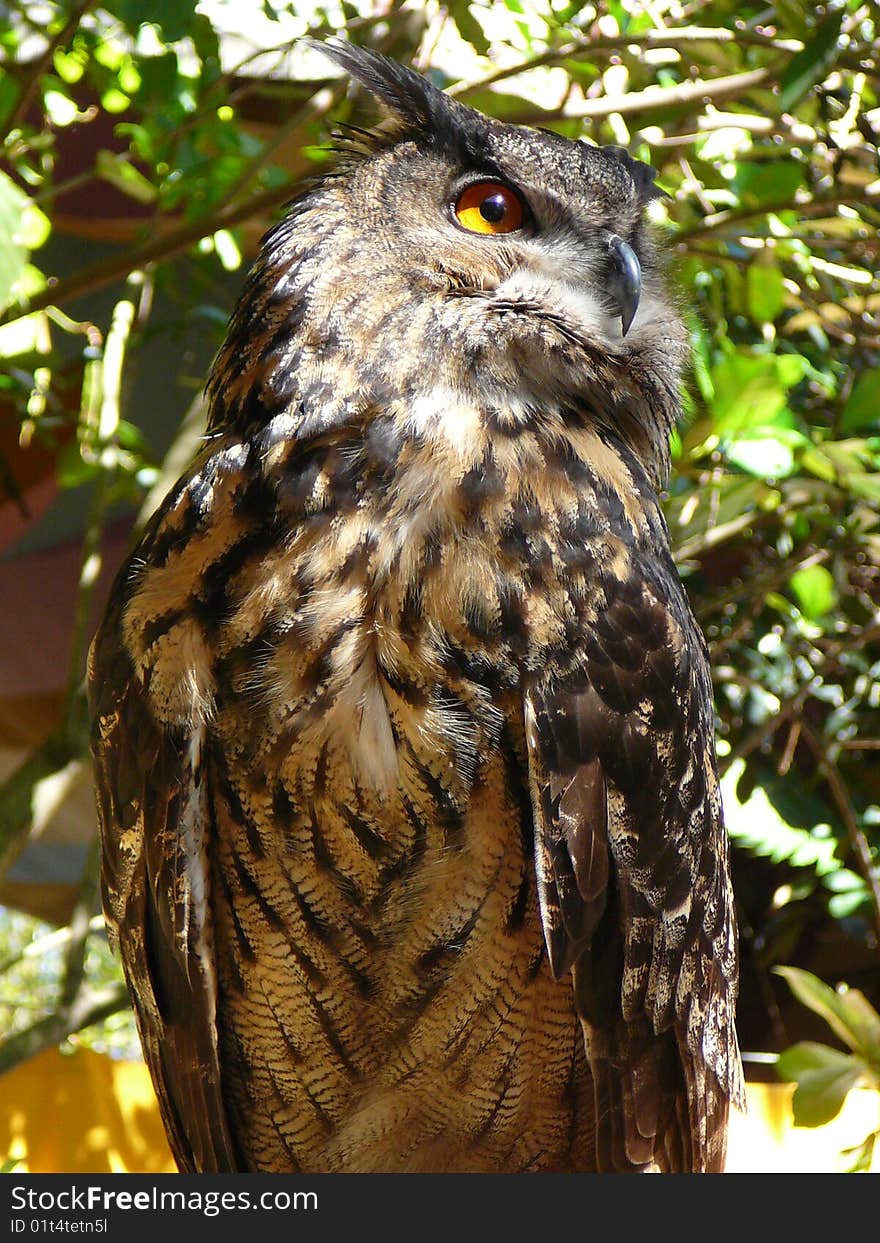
799, 720, 880, 945
59, 837, 101, 1011
504, 65, 779, 125
678, 195, 879, 241
721, 620, 880, 776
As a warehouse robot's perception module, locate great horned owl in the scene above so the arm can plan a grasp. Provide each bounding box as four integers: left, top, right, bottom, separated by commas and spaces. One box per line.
89, 41, 745, 1173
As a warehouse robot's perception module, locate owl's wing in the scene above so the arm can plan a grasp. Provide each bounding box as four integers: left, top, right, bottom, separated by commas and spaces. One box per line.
89, 585, 241, 1173
523, 559, 744, 1173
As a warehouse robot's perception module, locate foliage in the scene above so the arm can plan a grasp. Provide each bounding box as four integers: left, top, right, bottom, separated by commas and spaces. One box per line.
0, 0, 878, 1120
775, 966, 880, 1171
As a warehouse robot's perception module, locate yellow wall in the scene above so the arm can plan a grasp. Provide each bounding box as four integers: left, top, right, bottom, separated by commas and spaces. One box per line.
1, 1047, 877, 1173
2, 1047, 175, 1173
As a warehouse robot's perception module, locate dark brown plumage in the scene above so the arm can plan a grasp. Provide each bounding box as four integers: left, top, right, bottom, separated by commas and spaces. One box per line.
88, 41, 745, 1173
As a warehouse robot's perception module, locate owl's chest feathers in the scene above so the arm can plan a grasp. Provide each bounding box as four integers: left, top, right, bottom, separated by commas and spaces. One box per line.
127, 403, 656, 807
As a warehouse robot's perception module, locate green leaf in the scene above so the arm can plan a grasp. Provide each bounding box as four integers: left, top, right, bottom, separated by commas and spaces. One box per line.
724, 427, 808, 478
447, 0, 491, 56
775, 0, 810, 38
213, 229, 242, 272
746, 263, 786, 324
0, 172, 33, 312
789, 564, 838, 619
136, 51, 179, 100
841, 1131, 878, 1173
725, 435, 793, 479
834, 990, 880, 1064
776, 1041, 863, 1126
114, 0, 200, 43
841, 370, 880, 433
101, 87, 131, 114
847, 472, 880, 504
95, 150, 157, 204
53, 48, 85, 85
779, 10, 845, 112
775, 967, 880, 1058
734, 161, 805, 209
43, 87, 80, 127
722, 760, 849, 879
709, 352, 804, 433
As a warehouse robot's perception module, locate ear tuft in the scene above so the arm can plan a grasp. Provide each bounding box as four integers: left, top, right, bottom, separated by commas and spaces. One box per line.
304, 38, 483, 151
602, 145, 665, 202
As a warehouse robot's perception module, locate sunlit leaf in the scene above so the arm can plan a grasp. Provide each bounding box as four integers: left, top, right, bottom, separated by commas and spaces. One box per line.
101, 87, 131, 113
213, 229, 242, 272
725, 432, 798, 478
847, 473, 880, 504
43, 88, 80, 127
95, 150, 157, 203
789, 564, 838, 619
776, 1041, 863, 1126
841, 1131, 878, 1174
709, 351, 804, 432
721, 761, 861, 891
0, 173, 35, 312
53, 48, 85, 85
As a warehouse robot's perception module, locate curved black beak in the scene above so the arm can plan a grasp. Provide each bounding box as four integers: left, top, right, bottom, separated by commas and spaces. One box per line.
605, 234, 641, 336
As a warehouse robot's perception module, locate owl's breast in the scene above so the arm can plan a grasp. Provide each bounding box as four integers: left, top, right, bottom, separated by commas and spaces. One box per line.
120, 407, 663, 790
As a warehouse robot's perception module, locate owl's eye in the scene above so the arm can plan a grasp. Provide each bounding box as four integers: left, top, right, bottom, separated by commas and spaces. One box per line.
454, 181, 524, 235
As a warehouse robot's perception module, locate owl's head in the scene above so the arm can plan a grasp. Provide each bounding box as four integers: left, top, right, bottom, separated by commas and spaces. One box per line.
210, 41, 687, 487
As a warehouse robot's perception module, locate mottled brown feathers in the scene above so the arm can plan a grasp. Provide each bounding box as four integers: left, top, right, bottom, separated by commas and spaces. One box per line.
89, 41, 743, 1173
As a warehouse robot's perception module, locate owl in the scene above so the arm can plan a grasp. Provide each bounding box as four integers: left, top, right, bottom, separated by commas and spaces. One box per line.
89, 40, 745, 1173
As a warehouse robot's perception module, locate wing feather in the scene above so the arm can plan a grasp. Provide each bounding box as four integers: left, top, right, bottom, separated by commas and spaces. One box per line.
524, 555, 745, 1172
89, 588, 241, 1173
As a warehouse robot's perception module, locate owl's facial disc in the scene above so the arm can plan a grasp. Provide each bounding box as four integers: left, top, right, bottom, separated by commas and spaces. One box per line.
446, 171, 643, 340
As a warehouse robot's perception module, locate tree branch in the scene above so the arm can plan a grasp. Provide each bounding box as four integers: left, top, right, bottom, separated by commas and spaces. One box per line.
0, 981, 129, 1075
0, 175, 306, 328
677, 195, 879, 241
503, 66, 779, 125
449, 28, 802, 99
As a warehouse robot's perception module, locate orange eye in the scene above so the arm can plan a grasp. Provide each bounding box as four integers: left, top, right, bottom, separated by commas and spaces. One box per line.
454, 181, 524, 235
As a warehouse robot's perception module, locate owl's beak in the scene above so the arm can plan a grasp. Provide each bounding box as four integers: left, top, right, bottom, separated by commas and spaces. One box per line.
605, 234, 641, 337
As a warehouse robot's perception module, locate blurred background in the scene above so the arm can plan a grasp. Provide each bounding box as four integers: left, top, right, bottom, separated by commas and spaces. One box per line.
0, 0, 878, 1172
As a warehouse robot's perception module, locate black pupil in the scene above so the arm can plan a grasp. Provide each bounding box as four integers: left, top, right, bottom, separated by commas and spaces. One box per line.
479, 193, 507, 223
